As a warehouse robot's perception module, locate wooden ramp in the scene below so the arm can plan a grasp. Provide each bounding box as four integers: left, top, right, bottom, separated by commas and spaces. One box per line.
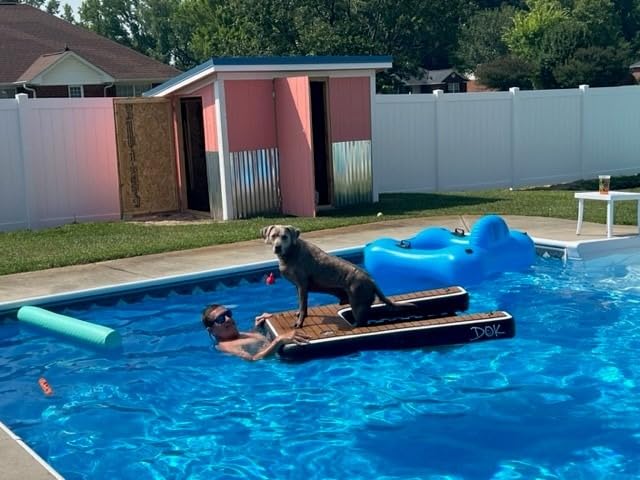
263, 286, 515, 360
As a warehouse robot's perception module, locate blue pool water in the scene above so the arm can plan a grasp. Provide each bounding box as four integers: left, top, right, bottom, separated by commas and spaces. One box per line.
1, 253, 640, 479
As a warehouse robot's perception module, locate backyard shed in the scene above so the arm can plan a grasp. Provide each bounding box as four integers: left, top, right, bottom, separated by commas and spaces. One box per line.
145, 55, 392, 220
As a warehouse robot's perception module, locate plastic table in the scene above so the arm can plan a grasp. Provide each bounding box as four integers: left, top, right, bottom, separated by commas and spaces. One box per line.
575, 191, 640, 238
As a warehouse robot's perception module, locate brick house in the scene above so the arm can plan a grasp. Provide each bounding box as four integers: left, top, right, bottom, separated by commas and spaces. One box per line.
0, 2, 180, 98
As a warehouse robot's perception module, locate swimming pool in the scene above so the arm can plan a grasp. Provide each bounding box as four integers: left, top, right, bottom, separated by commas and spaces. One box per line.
1, 252, 640, 479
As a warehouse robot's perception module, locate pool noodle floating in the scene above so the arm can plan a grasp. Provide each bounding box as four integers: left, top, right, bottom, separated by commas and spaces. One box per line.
17, 306, 121, 348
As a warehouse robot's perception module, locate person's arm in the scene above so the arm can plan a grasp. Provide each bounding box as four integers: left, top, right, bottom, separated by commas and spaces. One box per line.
218, 331, 309, 361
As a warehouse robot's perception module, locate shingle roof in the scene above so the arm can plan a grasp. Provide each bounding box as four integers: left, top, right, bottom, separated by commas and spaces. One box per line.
0, 3, 180, 84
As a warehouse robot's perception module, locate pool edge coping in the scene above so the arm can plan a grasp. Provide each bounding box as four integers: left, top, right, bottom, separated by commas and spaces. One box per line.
6, 236, 640, 313
0, 421, 64, 480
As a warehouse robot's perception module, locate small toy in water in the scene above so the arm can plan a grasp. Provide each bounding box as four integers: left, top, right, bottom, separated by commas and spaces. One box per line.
266, 272, 276, 285
38, 377, 53, 396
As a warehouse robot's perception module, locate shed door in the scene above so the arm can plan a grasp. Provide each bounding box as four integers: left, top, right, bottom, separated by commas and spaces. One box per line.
274, 76, 315, 217
180, 97, 209, 212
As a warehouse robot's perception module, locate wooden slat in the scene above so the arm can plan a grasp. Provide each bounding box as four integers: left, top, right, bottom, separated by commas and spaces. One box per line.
264, 287, 492, 342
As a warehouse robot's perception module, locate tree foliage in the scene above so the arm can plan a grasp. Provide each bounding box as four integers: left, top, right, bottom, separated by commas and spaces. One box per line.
19, 0, 640, 90
553, 45, 635, 87
454, 5, 518, 73
476, 55, 536, 90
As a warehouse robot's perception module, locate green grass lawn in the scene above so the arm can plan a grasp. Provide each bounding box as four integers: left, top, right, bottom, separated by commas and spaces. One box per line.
2, 175, 639, 275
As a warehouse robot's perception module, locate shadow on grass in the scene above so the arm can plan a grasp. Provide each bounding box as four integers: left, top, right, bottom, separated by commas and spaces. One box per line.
320, 192, 503, 218
527, 174, 640, 192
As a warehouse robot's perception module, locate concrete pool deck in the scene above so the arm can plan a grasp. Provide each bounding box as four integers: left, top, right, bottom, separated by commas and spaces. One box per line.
2, 214, 640, 479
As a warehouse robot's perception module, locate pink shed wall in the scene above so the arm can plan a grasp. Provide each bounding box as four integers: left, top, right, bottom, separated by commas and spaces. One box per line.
275, 76, 315, 217
224, 80, 277, 152
188, 84, 218, 151
328, 77, 371, 142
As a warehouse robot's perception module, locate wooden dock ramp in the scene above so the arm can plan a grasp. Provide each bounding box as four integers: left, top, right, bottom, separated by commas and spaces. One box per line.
262, 286, 515, 360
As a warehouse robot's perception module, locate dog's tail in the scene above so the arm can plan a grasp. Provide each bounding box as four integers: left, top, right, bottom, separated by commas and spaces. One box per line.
375, 285, 415, 310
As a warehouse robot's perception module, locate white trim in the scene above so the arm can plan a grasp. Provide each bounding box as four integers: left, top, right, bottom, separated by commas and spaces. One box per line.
213, 62, 391, 73
214, 78, 233, 220
370, 73, 379, 201
218, 69, 378, 81
153, 66, 215, 97
151, 67, 383, 96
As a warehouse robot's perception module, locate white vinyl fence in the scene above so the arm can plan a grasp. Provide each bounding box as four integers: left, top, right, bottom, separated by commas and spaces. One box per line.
2, 86, 640, 232
372, 85, 640, 198
0, 94, 120, 231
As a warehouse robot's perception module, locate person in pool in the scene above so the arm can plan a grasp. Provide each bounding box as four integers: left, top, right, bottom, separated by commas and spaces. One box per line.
202, 304, 309, 361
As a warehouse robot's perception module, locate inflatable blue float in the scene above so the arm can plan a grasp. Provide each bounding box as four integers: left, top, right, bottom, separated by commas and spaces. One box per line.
364, 215, 536, 292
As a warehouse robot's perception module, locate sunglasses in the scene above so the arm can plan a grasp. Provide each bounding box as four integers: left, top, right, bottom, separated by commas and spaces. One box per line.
208, 309, 232, 326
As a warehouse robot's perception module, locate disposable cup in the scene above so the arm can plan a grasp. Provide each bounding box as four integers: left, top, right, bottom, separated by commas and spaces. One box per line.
598, 175, 610, 194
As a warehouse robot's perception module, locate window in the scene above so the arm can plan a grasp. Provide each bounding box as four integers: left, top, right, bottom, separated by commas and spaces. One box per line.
68, 85, 83, 98
0, 87, 16, 99
115, 83, 152, 97
448, 82, 460, 93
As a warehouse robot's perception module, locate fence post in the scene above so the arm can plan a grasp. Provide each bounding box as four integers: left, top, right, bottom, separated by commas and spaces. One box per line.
509, 87, 519, 189
578, 84, 589, 180
433, 89, 443, 192
15, 93, 34, 229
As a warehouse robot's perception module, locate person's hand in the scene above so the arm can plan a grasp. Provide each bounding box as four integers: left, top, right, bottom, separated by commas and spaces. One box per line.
254, 312, 272, 328
279, 330, 310, 345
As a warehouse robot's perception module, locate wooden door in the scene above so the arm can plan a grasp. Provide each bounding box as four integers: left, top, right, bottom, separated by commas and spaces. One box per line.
113, 98, 179, 216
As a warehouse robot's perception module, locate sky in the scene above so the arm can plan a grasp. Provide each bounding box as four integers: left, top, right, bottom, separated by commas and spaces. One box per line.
64, 0, 83, 18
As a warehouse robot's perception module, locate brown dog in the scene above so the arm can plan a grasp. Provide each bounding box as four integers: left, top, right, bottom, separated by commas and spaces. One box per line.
261, 224, 406, 328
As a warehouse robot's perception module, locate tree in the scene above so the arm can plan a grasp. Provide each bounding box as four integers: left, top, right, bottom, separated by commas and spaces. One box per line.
45, 0, 60, 15
454, 5, 518, 73
79, 0, 137, 48
504, 0, 571, 63
502, 0, 633, 88
475, 55, 535, 90
553, 45, 635, 87
62, 3, 75, 22
19, 0, 46, 7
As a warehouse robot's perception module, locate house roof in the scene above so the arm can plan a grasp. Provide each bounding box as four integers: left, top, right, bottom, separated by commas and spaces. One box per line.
145, 55, 393, 97
17, 50, 114, 83
403, 68, 467, 86
0, 3, 180, 85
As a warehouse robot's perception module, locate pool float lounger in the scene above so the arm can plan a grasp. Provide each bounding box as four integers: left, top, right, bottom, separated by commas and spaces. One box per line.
262, 287, 515, 361
364, 214, 536, 291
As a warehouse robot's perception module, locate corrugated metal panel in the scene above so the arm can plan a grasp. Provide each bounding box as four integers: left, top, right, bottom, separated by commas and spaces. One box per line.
205, 151, 223, 220
332, 140, 372, 207
229, 148, 281, 219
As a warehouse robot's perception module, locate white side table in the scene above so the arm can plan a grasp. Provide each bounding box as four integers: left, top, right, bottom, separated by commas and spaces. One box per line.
575, 191, 640, 238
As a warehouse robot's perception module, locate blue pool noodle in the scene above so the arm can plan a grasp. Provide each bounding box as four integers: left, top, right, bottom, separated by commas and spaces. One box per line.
17, 306, 121, 348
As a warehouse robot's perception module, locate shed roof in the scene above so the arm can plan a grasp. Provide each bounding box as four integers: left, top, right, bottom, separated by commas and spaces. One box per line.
145, 55, 393, 97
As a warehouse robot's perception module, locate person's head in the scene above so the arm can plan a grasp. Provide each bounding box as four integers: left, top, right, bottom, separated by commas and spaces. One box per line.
202, 304, 239, 341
